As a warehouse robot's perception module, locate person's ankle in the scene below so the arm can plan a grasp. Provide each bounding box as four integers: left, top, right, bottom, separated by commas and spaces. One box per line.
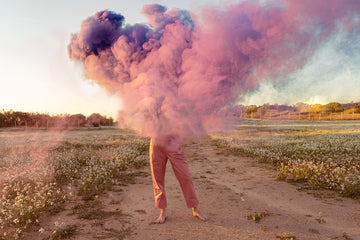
192, 207, 208, 221
155, 208, 167, 224
192, 207, 199, 213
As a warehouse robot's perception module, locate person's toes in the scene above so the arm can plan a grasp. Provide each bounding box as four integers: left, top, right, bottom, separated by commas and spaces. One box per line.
193, 212, 208, 221
198, 214, 208, 221
155, 216, 166, 224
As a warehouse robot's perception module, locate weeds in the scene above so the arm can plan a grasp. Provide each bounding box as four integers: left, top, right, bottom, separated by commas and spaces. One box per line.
211, 121, 360, 199
308, 228, 320, 234
226, 167, 235, 173
94, 227, 132, 240
71, 200, 124, 220
246, 211, 269, 223
42, 224, 77, 240
0, 130, 149, 239
342, 232, 353, 240
0, 180, 66, 239
276, 233, 296, 240
52, 136, 149, 202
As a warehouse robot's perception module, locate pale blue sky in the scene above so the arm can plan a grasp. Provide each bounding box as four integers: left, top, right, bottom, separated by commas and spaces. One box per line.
0, 0, 213, 118
1, 0, 359, 118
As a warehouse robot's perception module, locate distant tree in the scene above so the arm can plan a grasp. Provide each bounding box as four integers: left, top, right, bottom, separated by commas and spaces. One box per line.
52, 114, 69, 127
108, 117, 114, 126
230, 105, 246, 117
69, 114, 86, 127
295, 102, 310, 112
309, 104, 323, 113
268, 104, 278, 110
14, 111, 31, 126
0, 110, 115, 128
257, 103, 269, 115
354, 105, 360, 113
87, 113, 106, 127
2, 110, 14, 127
0, 112, 6, 127
262, 103, 270, 111
324, 102, 344, 113
37, 113, 51, 127
245, 105, 258, 114
277, 104, 294, 112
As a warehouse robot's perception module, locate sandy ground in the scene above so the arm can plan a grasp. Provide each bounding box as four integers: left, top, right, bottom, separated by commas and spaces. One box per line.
25, 137, 360, 240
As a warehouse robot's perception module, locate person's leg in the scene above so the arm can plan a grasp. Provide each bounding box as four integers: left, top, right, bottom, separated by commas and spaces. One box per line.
166, 138, 208, 221
168, 148, 208, 221
149, 138, 168, 223
167, 148, 199, 208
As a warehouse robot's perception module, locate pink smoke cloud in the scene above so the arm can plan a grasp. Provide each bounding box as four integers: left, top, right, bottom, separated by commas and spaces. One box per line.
68, 1, 360, 138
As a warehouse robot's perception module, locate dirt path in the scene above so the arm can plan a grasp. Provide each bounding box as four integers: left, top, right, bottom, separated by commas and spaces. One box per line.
25, 138, 360, 240
118, 138, 360, 240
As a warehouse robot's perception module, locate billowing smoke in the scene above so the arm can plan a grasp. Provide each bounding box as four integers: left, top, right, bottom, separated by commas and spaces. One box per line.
68, 0, 360, 138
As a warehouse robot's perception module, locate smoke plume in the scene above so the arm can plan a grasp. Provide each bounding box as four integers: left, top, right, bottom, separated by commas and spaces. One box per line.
68, 0, 360, 138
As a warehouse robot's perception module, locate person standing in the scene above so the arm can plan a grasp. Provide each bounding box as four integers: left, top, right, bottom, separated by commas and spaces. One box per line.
149, 134, 208, 223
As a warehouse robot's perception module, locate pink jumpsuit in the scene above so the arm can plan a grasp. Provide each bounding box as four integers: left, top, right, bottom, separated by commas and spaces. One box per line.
149, 135, 199, 209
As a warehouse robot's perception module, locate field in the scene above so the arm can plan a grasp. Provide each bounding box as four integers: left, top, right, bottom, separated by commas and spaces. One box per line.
212, 120, 360, 197
0, 128, 150, 239
1, 121, 360, 239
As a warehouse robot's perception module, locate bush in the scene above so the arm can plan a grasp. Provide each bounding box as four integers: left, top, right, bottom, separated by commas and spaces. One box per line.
341, 182, 360, 199
353, 105, 360, 113
0, 180, 66, 239
245, 105, 258, 114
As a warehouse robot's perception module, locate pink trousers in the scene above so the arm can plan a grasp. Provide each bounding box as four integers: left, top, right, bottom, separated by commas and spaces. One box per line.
149, 135, 199, 209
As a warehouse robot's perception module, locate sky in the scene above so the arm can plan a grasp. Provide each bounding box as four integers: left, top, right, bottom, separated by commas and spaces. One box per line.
1, 0, 359, 119
0, 0, 211, 118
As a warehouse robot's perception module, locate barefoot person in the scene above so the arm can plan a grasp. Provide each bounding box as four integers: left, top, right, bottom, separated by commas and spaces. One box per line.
149, 135, 208, 223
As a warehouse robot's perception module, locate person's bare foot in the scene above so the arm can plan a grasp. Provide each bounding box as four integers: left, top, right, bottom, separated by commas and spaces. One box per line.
155, 208, 166, 224
192, 207, 208, 221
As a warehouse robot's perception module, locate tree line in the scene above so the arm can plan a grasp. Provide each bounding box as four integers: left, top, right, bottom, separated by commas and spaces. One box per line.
235, 101, 360, 121
2, 101, 360, 128
242, 102, 360, 115
0, 110, 114, 128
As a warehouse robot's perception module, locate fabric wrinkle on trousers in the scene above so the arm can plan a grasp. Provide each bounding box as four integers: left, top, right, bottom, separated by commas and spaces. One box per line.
149, 135, 199, 209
